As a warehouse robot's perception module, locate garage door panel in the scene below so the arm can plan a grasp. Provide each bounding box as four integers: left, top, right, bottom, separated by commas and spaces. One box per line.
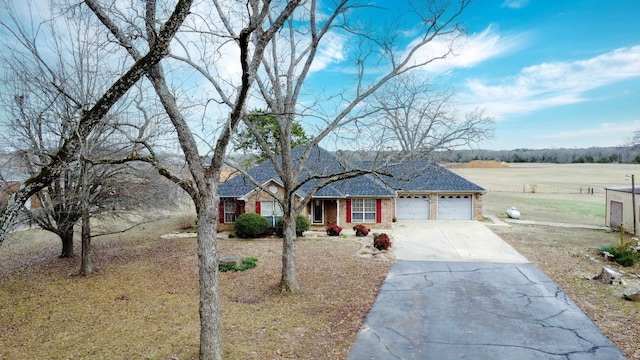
438, 194, 472, 220
397, 196, 430, 220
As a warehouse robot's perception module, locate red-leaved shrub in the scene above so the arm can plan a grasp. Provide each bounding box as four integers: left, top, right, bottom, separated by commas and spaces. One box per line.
373, 233, 392, 250
326, 224, 343, 236
353, 224, 370, 237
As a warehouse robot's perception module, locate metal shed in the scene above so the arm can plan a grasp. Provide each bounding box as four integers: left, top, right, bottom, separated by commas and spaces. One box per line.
604, 185, 640, 234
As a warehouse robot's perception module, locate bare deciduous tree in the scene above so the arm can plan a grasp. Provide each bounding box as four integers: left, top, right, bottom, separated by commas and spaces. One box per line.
0, 0, 191, 243
239, 0, 474, 292
86, 1, 302, 358
370, 74, 494, 158
0, 2, 181, 275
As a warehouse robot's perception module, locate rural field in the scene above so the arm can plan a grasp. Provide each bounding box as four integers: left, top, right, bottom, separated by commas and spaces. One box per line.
2, 162, 640, 359
453, 162, 640, 359
453, 162, 640, 226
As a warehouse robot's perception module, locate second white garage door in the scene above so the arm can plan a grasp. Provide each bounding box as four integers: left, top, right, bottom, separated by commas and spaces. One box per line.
396, 196, 430, 220
438, 194, 472, 220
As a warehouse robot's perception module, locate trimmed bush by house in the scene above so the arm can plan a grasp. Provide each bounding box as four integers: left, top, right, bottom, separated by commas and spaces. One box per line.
326, 224, 343, 236
295, 215, 310, 236
373, 233, 392, 250
276, 215, 311, 236
234, 213, 269, 238
353, 224, 370, 237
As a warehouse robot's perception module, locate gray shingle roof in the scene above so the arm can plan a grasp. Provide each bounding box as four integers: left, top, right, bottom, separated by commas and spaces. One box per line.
219, 146, 484, 198
365, 160, 486, 193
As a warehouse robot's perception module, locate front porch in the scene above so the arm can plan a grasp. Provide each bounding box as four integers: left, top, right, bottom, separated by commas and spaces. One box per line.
308, 199, 338, 230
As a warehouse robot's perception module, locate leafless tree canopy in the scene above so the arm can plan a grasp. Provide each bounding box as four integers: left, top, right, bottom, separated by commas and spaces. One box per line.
0, 0, 192, 241
222, 0, 476, 294
0, 4, 180, 259
82, 1, 305, 358
370, 74, 494, 158
0, 1, 486, 359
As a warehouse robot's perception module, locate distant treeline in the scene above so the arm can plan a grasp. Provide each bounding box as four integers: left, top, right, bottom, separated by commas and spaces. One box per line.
435, 146, 640, 164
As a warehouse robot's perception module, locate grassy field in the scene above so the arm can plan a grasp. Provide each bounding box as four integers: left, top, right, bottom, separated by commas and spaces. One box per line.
453, 162, 638, 195
452, 163, 640, 226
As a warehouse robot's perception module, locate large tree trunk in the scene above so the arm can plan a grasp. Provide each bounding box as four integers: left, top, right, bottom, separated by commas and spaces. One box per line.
80, 220, 93, 276
59, 227, 75, 258
197, 189, 223, 360
279, 214, 299, 292
79, 204, 92, 276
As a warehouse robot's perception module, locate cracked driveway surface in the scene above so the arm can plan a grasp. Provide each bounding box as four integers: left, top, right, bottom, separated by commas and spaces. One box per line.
347, 221, 624, 359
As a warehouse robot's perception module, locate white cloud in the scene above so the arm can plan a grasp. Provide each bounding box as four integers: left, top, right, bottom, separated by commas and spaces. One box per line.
309, 32, 347, 73
501, 0, 530, 9
539, 120, 640, 140
406, 25, 525, 75
459, 46, 640, 119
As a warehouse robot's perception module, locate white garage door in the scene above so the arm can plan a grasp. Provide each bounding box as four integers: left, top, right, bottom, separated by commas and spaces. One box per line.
396, 196, 430, 220
438, 194, 472, 220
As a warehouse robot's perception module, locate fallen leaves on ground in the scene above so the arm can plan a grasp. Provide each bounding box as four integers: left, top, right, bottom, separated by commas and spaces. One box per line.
0, 222, 391, 360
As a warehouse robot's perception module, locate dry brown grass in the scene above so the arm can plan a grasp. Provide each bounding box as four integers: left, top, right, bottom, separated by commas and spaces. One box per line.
0, 220, 391, 360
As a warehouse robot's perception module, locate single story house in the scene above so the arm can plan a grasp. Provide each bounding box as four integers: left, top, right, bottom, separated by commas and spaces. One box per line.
604, 185, 639, 233
218, 146, 486, 231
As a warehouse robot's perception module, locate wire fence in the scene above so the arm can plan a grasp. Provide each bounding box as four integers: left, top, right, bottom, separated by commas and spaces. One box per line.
485, 184, 607, 195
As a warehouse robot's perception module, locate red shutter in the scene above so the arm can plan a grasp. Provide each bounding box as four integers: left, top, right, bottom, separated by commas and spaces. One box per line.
376, 199, 382, 223
219, 199, 225, 223
346, 199, 352, 223
256, 201, 261, 214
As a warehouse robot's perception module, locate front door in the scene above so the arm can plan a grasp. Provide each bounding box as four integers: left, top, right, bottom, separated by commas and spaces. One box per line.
312, 200, 324, 224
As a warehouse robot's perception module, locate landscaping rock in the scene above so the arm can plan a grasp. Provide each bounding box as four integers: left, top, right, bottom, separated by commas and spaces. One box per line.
623, 287, 640, 301
602, 251, 615, 262
219, 256, 243, 267
594, 266, 625, 285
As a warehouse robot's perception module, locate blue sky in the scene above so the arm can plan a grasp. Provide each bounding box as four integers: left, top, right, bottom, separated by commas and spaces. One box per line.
2, 1, 639, 153
425, 0, 640, 150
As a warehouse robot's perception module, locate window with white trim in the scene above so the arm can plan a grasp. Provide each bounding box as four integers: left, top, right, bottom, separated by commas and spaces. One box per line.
261, 201, 283, 226
352, 198, 376, 223
223, 199, 236, 223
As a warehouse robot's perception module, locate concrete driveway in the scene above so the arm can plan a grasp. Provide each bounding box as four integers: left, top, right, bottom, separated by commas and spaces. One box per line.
391, 220, 528, 263
347, 221, 625, 360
